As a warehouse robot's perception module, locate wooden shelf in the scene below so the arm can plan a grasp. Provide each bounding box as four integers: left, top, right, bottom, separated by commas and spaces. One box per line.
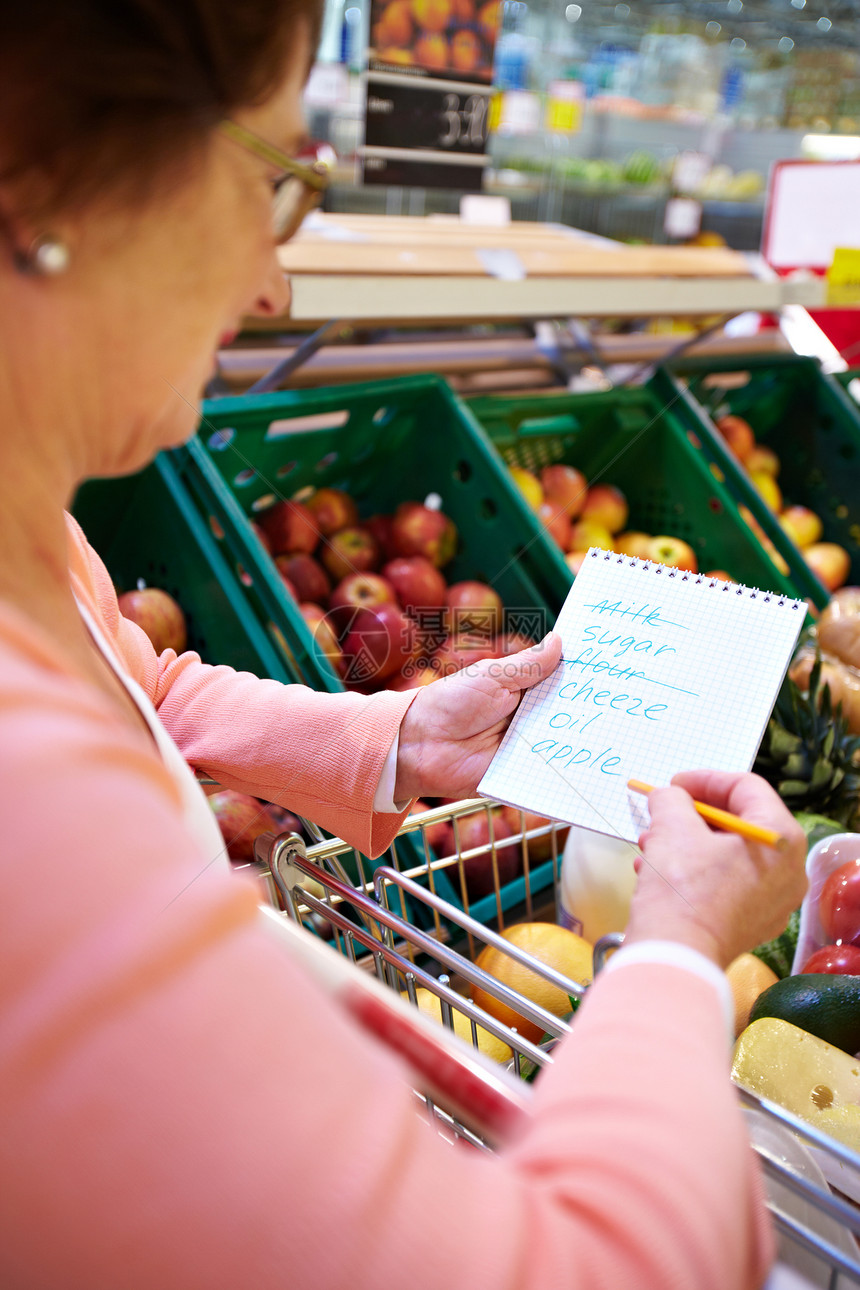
271, 213, 824, 325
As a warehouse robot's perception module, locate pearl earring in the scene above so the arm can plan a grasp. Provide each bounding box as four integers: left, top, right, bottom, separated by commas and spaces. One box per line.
18, 234, 70, 276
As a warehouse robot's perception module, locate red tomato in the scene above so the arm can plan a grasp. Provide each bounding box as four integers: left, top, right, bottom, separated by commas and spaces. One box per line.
803, 944, 860, 974
819, 859, 860, 945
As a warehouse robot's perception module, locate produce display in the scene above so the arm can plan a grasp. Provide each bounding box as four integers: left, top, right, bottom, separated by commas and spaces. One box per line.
508, 461, 725, 580
254, 486, 541, 694
711, 411, 851, 593
790, 589, 860, 736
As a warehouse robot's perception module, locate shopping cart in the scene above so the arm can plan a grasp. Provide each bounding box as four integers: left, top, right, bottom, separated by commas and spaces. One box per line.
246, 798, 860, 1288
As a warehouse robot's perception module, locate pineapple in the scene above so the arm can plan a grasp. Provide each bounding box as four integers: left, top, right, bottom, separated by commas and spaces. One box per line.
755, 654, 860, 828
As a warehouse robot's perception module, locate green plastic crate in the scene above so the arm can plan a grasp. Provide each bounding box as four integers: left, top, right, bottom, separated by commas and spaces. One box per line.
665, 354, 860, 597
172, 374, 576, 923
72, 453, 294, 681
467, 371, 823, 608
72, 453, 449, 924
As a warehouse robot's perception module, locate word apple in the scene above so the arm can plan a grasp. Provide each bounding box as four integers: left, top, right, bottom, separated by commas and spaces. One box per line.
118, 586, 187, 655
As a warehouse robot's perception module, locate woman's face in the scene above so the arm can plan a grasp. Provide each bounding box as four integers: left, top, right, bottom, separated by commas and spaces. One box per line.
49, 28, 310, 479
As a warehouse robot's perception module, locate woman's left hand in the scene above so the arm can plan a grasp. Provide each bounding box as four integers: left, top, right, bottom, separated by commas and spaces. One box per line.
393, 633, 562, 802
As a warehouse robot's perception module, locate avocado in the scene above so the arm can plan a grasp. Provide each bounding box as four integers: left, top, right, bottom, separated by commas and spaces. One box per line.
750, 973, 860, 1055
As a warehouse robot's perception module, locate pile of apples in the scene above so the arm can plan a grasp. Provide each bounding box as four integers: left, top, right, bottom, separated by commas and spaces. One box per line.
715, 413, 851, 593
508, 462, 719, 577
253, 486, 539, 692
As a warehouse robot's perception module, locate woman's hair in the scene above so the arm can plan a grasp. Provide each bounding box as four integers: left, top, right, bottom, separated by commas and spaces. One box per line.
0, 0, 323, 220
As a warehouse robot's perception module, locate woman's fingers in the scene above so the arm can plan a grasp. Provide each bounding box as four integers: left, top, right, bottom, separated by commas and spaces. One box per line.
481, 632, 562, 693
671, 769, 801, 841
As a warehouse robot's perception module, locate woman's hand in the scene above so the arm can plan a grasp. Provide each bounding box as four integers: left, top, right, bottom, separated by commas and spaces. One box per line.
393, 633, 562, 803
625, 770, 808, 969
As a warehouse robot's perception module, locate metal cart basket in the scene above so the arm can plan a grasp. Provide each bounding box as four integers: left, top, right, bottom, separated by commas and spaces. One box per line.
248, 797, 860, 1289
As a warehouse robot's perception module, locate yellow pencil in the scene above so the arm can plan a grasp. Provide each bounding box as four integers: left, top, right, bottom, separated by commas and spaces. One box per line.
627, 779, 787, 851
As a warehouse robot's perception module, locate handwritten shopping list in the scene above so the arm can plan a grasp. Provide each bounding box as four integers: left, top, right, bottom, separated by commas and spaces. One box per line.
478, 548, 805, 842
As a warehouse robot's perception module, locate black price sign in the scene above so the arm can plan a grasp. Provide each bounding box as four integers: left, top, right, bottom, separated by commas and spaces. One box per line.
362, 74, 492, 189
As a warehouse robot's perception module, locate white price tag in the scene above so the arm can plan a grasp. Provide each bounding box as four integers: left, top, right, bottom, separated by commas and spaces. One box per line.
663, 197, 703, 240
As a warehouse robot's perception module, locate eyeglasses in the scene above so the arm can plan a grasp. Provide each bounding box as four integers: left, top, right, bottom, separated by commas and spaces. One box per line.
219, 119, 333, 244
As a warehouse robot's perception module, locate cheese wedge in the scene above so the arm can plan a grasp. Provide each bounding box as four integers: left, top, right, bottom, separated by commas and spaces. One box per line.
732, 1018, 860, 1151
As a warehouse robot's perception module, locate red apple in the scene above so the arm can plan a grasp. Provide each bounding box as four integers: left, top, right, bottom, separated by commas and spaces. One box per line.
435, 810, 521, 900
258, 499, 319, 556
779, 505, 823, 550
704, 569, 733, 582
540, 463, 587, 518
501, 805, 570, 863
364, 513, 396, 560
581, 483, 628, 535
299, 603, 344, 675
275, 553, 331, 605
329, 572, 397, 628
320, 526, 380, 582
445, 581, 503, 639
647, 535, 698, 572
614, 531, 652, 558
279, 576, 297, 600
537, 501, 573, 551
565, 551, 588, 576
804, 542, 851, 592
118, 587, 187, 655
715, 413, 755, 462
340, 602, 416, 686
382, 556, 448, 611
390, 501, 458, 568
209, 789, 289, 863
305, 486, 358, 536
570, 519, 614, 552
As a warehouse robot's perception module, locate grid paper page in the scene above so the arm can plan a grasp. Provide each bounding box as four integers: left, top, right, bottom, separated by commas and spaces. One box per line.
478, 548, 805, 842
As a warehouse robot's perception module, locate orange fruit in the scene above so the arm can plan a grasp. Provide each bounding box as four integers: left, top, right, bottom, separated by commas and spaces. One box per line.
725, 953, 778, 1038
411, 0, 452, 31
470, 922, 593, 1044
477, 0, 500, 38
414, 32, 448, 68
376, 0, 413, 46
451, 28, 481, 72
404, 987, 513, 1063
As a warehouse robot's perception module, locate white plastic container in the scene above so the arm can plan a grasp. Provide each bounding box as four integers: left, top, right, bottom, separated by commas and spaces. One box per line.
558, 825, 637, 945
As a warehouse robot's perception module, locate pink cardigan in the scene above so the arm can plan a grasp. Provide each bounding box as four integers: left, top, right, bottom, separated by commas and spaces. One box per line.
0, 515, 773, 1289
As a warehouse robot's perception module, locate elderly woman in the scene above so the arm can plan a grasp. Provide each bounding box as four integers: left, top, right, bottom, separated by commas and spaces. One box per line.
0, 3, 806, 1288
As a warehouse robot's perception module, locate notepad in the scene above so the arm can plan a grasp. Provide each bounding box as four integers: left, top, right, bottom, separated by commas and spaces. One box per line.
478, 548, 805, 843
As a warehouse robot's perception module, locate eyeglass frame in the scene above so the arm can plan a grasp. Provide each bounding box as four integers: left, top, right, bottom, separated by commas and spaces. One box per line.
219, 119, 331, 243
